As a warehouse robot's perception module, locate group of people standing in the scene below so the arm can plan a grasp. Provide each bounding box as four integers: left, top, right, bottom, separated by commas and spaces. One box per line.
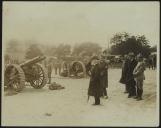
87, 55, 109, 105
148, 55, 156, 70
120, 52, 146, 101
87, 52, 146, 106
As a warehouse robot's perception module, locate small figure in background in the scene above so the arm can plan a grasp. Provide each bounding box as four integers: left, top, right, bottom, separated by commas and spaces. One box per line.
148, 56, 153, 70
152, 55, 156, 70
54, 59, 62, 75
47, 60, 53, 84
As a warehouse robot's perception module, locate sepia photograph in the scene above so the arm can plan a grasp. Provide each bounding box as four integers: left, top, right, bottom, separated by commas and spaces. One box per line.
1, 1, 160, 127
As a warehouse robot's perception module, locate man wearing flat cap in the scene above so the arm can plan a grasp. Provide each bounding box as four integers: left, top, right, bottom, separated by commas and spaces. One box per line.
126, 52, 138, 98
133, 53, 146, 101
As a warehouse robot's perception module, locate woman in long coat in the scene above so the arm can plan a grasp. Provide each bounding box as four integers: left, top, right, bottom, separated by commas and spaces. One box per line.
88, 56, 103, 105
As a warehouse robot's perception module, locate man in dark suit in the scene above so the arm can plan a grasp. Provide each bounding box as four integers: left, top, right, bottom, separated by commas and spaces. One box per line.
88, 56, 103, 105
99, 55, 109, 99
126, 52, 138, 98
119, 54, 130, 93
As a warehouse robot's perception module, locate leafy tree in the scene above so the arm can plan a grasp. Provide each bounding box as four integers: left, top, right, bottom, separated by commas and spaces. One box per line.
150, 45, 157, 52
4, 54, 10, 64
42, 44, 57, 56
54, 44, 71, 58
72, 42, 102, 57
6, 39, 20, 53
110, 32, 151, 57
25, 43, 43, 59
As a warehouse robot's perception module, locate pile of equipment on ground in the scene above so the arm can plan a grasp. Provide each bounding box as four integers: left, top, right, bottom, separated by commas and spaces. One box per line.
48, 82, 65, 90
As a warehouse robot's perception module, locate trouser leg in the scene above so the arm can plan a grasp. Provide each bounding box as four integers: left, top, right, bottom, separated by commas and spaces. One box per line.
125, 84, 129, 92
59, 67, 61, 75
136, 82, 139, 98
140, 89, 143, 98
48, 72, 51, 84
103, 88, 107, 96
128, 83, 136, 97
55, 68, 57, 75
94, 95, 100, 105
48, 77, 51, 84
137, 80, 143, 98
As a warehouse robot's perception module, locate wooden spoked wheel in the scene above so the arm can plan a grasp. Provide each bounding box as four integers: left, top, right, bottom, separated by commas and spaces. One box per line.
4, 64, 25, 92
71, 61, 86, 77
29, 63, 47, 89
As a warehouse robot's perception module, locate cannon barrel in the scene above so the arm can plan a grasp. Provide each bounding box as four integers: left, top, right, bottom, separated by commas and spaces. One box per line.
20, 56, 46, 67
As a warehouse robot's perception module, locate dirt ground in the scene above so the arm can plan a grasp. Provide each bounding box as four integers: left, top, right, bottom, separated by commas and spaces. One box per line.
2, 68, 159, 126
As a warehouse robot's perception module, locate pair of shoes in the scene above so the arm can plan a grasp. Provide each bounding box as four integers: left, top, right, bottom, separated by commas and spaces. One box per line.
92, 103, 100, 105
133, 96, 138, 99
128, 95, 132, 98
136, 97, 143, 101
104, 96, 108, 99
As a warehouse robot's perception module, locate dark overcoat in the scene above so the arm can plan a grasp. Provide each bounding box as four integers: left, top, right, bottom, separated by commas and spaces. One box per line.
86, 62, 92, 76
88, 64, 103, 97
99, 60, 108, 88
126, 59, 138, 85
119, 59, 129, 84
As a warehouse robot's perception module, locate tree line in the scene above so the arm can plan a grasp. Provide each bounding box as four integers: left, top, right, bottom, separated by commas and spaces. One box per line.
5, 32, 156, 62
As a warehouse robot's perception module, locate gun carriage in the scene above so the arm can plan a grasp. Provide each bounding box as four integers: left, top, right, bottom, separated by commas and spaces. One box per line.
4, 56, 48, 92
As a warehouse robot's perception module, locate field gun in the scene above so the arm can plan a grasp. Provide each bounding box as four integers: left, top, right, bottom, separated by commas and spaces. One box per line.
4, 56, 48, 92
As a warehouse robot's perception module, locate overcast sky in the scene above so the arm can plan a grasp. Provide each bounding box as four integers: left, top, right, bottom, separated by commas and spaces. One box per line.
3, 2, 160, 48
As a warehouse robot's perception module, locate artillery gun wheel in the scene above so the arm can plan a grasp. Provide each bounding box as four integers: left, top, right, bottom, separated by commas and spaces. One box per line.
71, 61, 86, 77
30, 63, 47, 89
4, 64, 25, 92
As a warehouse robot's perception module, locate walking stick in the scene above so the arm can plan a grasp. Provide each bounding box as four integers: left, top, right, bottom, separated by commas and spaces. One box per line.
87, 95, 90, 103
